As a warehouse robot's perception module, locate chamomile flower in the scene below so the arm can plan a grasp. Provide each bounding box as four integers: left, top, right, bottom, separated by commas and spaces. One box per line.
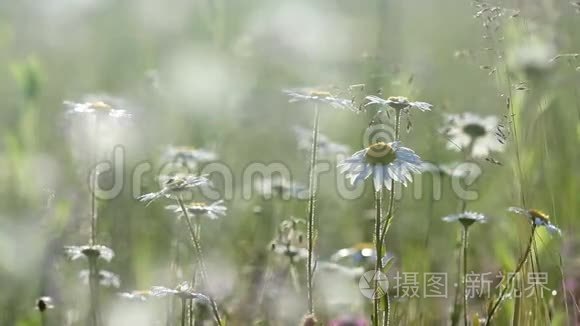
79, 270, 121, 288
254, 176, 308, 199
330, 243, 394, 268
64, 100, 131, 118
508, 207, 562, 235
442, 211, 487, 228
442, 113, 504, 158
365, 95, 433, 112
270, 217, 308, 262
338, 141, 423, 191
118, 290, 150, 301
165, 200, 227, 220
64, 244, 115, 262
293, 126, 350, 156
163, 146, 218, 168
283, 88, 358, 112
150, 282, 209, 301
35, 296, 54, 312
421, 161, 481, 179
138, 174, 211, 205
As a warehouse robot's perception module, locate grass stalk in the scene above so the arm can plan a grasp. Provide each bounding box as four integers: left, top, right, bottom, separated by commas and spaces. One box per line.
306, 103, 320, 314
373, 188, 383, 326
485, 225, 536, 325
177, 197, 208, 286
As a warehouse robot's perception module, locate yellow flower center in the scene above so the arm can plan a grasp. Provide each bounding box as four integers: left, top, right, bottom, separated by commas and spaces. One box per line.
387, 96, 410, 110
89, 101, 112, 111
309, 90, 332, 97
528, 209, 549, 222
365, 142, 397, 165
462, 123, 487, 138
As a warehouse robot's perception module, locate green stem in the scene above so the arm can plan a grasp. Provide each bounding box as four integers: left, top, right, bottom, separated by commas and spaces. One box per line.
88, 256, 99, 326
485, 225, 536, 325
462, 225, 469, 326
373, 188, 383, 326
181, 298, 186, 326
306, 103, 320, 314
177, 197, 208, 286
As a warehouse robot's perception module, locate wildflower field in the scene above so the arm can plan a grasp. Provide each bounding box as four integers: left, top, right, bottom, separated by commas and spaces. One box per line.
1, 1, 579, 325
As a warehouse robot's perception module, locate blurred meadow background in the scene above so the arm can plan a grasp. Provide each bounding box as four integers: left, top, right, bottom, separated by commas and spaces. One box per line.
0, 0, 579, 325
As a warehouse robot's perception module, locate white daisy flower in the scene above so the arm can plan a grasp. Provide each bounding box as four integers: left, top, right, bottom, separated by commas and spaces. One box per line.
254, 176, 308, 199
150, 282, 209, 301
79, 270, 121, 288
35, 296, 55, 312
270, 243, 309, 262
64, 100, 131, 118
64, 244, 115, 262
165, 200, 227, 220
163, 146, 217, 168
365, 95, 433, 112
138, 174, 211, 205
118, 290, 150, 301
442, 211, 487, 227
421, 161, 481, 179
508, 207, 562, 235
293, 126, 350, 156
283, 89, 358, 112
442, 113, 505, 158
338, 141, 423, 191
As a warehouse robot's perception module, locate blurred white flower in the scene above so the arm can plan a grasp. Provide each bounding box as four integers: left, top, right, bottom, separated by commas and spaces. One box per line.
442, 113, 504, 158
254, 176, 307, 199
64, 244, 114, 262
79, 270, 121, 288
442, 211, 487, 227
117, 290, 150, 301
508, 207, 562, 235
284, 89, 358, 112
338, 141, 423, 191
365, 95, 432, 112
35, 296, 54, 312
138, 174, 211, 205
165, 200, 227, 220
293, 126, 350, 156
65, 100, 131, 118
162, 146, 218, 169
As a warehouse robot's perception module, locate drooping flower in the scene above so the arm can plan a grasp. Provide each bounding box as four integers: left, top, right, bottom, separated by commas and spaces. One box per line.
64, 100, 131, 118
338, 141, 423, 191
79, 270, 121, 288
365, 95, 432, 112
293, 126, 350, 156
508, 207, 562, 235
138, 174, 211, 205
283, 88, 358, 112
441, 113, 504, 158
442, 211, 487, 228
64, 244, 115, 262
165, 200, 227, 220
